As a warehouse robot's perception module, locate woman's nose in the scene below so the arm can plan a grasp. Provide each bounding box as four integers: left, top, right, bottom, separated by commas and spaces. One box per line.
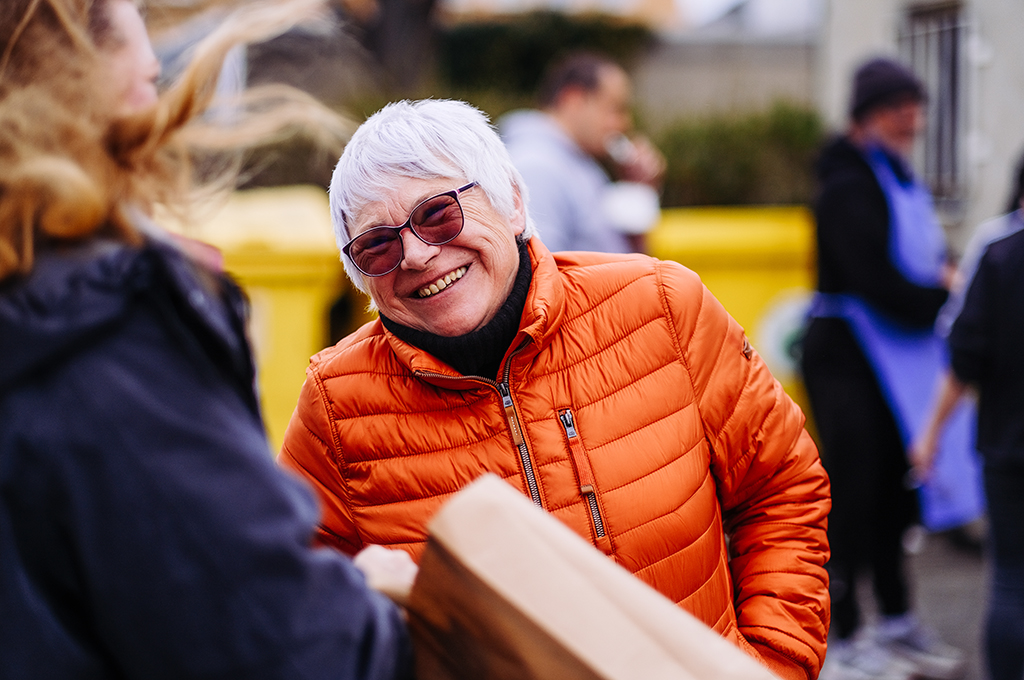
146, 54, 161, 83
141, 33, 161, 82
398, 228, 441, 271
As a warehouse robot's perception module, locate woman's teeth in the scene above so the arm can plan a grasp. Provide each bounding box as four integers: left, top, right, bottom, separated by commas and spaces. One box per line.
418, 266, 467, 298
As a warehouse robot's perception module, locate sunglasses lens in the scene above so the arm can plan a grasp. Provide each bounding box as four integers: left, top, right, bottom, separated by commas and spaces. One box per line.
349, 229, 402, 276
411, 194, 463, 244
347, 190, 467, 276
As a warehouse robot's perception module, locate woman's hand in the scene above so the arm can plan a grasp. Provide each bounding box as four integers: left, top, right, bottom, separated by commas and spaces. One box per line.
353, 544, 418, 606
619, 135, 667, 187
940, 261, 960, 291
908, 371, 970, 487
908, 429, 940, 485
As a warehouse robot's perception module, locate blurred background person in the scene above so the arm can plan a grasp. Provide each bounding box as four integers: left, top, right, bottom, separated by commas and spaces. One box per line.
913, 155, 1024, 680
912, 223, 1024, 680
801, 57, 965, 680
499, 50, 665, 254
936, 151, 1024, 339
0, 1, 413, 678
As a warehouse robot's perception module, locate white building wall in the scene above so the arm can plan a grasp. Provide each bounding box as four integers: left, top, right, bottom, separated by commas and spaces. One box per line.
634, 38, 817, 130
817, 0, 902, 130
962, 1, 1024, 235
818, 0, 1024, 250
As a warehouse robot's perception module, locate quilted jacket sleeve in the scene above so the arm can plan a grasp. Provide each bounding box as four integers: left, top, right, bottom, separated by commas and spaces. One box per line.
661, 262, 830, 680
280, 358, 364, 555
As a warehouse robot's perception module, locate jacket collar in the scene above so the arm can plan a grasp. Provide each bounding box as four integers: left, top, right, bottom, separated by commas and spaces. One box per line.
518, 236, 566, 350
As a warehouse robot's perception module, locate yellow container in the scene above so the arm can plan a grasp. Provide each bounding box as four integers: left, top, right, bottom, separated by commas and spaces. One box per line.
176, 186, 346, 453
649, 206, 816, 411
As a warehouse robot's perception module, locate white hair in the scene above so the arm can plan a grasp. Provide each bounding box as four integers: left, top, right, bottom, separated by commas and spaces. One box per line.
329, 99, 536, 293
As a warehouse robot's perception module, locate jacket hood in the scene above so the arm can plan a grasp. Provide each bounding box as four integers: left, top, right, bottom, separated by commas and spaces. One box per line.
0, 237, 166, 393
0, 235, 246, 395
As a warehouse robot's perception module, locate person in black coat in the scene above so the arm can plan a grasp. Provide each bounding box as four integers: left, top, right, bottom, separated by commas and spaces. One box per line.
802, 58, 963, 680
913, 228, 1024, 680
0, 1, 412, 678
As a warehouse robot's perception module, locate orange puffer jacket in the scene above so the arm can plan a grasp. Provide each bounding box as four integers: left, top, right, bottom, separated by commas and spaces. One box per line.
281, 238, 830, 680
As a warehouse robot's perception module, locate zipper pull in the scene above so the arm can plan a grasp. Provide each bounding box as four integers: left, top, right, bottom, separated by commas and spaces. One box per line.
497, 382, 514, 409
558, 408, 594, 494
498, 382, 525, 447
558, 408, 609, 545
558, 409, 578, 438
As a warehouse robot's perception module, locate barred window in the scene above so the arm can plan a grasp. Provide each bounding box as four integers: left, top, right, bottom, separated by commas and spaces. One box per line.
899, 4, 965, 208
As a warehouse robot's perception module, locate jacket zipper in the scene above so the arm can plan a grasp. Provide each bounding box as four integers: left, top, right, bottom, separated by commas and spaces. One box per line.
413, 339, 542, 507
558, 408, 608, 544
498, 381, 542, 506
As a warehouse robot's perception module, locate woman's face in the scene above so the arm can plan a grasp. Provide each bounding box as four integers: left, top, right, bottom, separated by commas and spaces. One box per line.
349, 176, 526, 337
98, 0, 160, 117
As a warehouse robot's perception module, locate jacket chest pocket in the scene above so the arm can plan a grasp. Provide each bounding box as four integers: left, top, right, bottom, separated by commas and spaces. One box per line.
557, 407, 613, 555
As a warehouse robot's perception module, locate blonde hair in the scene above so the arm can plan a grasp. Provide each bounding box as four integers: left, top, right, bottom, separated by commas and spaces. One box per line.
0, 0, 353, 281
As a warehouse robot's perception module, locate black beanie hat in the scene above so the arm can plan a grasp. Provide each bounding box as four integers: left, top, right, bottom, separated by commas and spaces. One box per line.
850, 57, 926, 121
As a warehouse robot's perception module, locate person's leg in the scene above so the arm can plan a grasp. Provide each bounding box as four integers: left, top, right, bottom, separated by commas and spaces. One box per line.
802, 319, 874, 640
983, 464, 1024, 680
802, 319, 860, 639
870, 404, 915, 620
804, 320, 931, 680
866, 378, 963, 680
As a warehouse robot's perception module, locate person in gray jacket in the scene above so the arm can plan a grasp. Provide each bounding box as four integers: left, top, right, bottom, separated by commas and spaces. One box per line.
499, 51, 664, 254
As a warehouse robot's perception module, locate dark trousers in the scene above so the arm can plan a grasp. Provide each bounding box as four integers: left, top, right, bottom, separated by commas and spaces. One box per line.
801, 318, 917, 640
984, 463, 1024, 680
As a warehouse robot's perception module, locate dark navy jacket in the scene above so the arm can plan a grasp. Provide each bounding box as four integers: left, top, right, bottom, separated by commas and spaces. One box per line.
0, 237, 412, 679
949, 228, 1024, 468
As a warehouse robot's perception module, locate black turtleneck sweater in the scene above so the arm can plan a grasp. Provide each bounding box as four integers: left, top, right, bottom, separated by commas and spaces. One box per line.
379, 241, 533, 379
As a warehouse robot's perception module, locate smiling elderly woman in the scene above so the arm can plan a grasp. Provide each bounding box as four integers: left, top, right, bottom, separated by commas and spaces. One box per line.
280, 99, 831, 680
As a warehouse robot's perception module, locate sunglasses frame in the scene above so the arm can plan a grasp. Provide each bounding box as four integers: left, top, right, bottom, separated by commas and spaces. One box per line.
342, 181, 479, 277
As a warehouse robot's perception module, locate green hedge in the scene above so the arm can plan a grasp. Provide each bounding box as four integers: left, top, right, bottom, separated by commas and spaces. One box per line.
243, 97, 826, 209
243, 5, 823, 208
438, 11, 655, 94
655, 102, 824, 207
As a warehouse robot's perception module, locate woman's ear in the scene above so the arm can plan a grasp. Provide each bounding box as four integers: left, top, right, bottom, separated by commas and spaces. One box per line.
510, 184, 526, 237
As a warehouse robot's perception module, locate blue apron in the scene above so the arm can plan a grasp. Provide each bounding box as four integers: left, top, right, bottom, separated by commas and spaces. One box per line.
810, 146, 984, 531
